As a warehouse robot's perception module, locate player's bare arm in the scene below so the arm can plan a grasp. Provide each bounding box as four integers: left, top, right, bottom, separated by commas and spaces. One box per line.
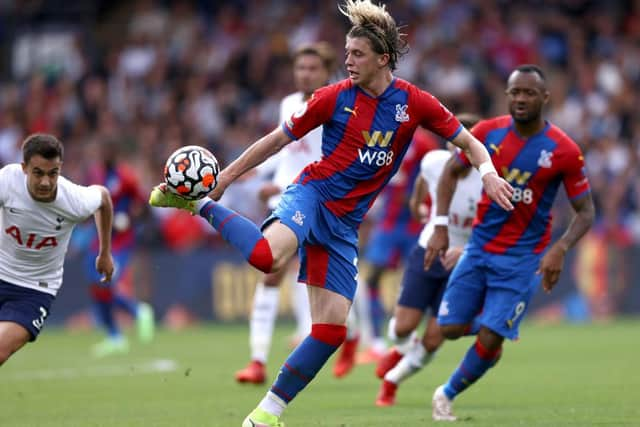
408, 175, 429, 222
424, 153, 465, 270
92, 185, 115, 283
450, 128, 514, 211
537, 192, 595, 292
209, 127, 293, 201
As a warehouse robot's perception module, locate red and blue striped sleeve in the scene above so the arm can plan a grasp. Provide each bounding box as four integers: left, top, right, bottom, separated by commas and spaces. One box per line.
415, 90, 462, 142
562, 145, 591, 200
282, 85, 339, 141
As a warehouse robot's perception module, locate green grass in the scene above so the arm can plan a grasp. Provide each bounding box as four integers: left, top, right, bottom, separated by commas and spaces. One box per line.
1, 319, 639, 426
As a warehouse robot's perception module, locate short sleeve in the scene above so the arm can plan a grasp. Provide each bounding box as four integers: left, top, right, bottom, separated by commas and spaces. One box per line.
282, 85, 337, 140
0, 166, 9, 206
60, 178, 103, 221
563, 147, 591, 200
415, 91, 462, 141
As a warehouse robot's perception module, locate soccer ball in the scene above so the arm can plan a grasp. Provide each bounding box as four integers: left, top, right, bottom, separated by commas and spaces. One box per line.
164, 145, 219, 200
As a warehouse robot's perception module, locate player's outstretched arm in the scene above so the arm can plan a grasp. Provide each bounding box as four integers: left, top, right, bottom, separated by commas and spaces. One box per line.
208, 127, 293, 201
450, 128, 514, 211
424, 153, 461, 270
92, 185, 115, 283
537, 193, 595, 292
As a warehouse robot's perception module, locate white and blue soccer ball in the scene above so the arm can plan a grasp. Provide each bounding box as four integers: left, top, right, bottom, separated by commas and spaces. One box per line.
164, 145, 219, 200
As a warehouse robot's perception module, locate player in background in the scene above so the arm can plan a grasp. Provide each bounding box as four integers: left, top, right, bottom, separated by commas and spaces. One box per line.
84, 140, 154, 357
333, 127, 437, 377
235, 42, 337, 384
0, 134, 114, 366
149, 1, 513, 425
374, 114, 482, 406
426, 65, 595, 421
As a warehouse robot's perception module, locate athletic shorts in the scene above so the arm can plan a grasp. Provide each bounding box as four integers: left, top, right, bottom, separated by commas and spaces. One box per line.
0, 279, 55, 341
397, 245, 449, 315
262, 184, 359, 300
364, 227, 417, 269
84, 248, 131, 285
437, 245, 541, 340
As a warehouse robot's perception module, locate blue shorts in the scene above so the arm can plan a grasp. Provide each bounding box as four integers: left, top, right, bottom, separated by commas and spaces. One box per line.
437, 245, 541, 340
397, 245, 449, 315
364, 227, 417, 269
0, 279, 54, 341
263, 184, 359, 300
84, 248, 131, 285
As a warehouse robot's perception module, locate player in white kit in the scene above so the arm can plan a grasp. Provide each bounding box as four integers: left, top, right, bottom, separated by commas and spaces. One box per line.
235, 42, 337, 384
0, 134, 114, 366
373, 115, 483, 406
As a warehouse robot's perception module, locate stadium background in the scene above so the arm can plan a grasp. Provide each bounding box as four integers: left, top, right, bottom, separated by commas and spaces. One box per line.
1, 0, 639, 329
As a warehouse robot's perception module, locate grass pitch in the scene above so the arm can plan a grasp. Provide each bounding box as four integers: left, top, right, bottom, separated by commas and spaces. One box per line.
2, 319, 638, 426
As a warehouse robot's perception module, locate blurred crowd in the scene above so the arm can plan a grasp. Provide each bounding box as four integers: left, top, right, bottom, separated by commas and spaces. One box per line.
1, 0, 639, 317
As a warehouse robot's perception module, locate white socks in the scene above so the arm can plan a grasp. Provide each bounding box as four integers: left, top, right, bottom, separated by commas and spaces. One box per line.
249, 283, 280, 363
386, 341, 435, 384
259, 391, 287, 417
345, 304, 359, 340
290, 282, 311, 339
350, 281, 373, 344
387, 316, 417, 355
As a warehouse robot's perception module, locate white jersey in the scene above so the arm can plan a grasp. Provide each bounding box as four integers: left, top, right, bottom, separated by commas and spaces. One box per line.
417, 150, 483, 249
0, 164, 102, 296
257, 92, 323, 209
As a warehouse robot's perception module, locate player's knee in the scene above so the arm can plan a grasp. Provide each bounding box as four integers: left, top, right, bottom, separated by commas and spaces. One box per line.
393, 317, 418, 339
422, 328, 444, 353
440, 324, 467, 340
0, 347, 14, 366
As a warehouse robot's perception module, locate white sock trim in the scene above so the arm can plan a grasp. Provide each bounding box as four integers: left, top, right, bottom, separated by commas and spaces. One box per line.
259, 391, 287, 417
249, 283, 280, 363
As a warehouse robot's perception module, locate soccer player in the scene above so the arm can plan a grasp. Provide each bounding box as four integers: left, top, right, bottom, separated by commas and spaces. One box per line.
85, 140, 154, 357
235, 42, 337, 384
333, 127, 436, 377
0, 133, 114, 366
426, 65, 595, 421
374, 114, 482, 407
149, 1, 513, 425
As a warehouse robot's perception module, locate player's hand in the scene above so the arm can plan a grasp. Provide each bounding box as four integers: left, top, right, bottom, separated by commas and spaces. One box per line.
482, 173, 514, 211
207, 170, 230, 201
442, 246, 463, 271
536, 242, 567, 293
96, 253, 115, 283
424, 226, 449, 270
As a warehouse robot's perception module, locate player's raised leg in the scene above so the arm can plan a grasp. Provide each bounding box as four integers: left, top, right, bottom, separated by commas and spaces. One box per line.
150, 186, 294, 275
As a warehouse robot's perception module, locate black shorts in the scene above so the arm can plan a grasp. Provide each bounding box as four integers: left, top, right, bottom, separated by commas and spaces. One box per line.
396, 245, 450, 315
0, 279, 55, 341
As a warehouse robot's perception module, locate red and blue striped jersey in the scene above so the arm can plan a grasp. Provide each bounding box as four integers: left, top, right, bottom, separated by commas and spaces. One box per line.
282, 78, 461, 227
458, 115, 591, 255
88, 164, 146, 251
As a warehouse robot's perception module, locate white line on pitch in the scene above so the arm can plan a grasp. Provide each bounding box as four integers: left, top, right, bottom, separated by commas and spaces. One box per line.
4, 359, 179, 381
